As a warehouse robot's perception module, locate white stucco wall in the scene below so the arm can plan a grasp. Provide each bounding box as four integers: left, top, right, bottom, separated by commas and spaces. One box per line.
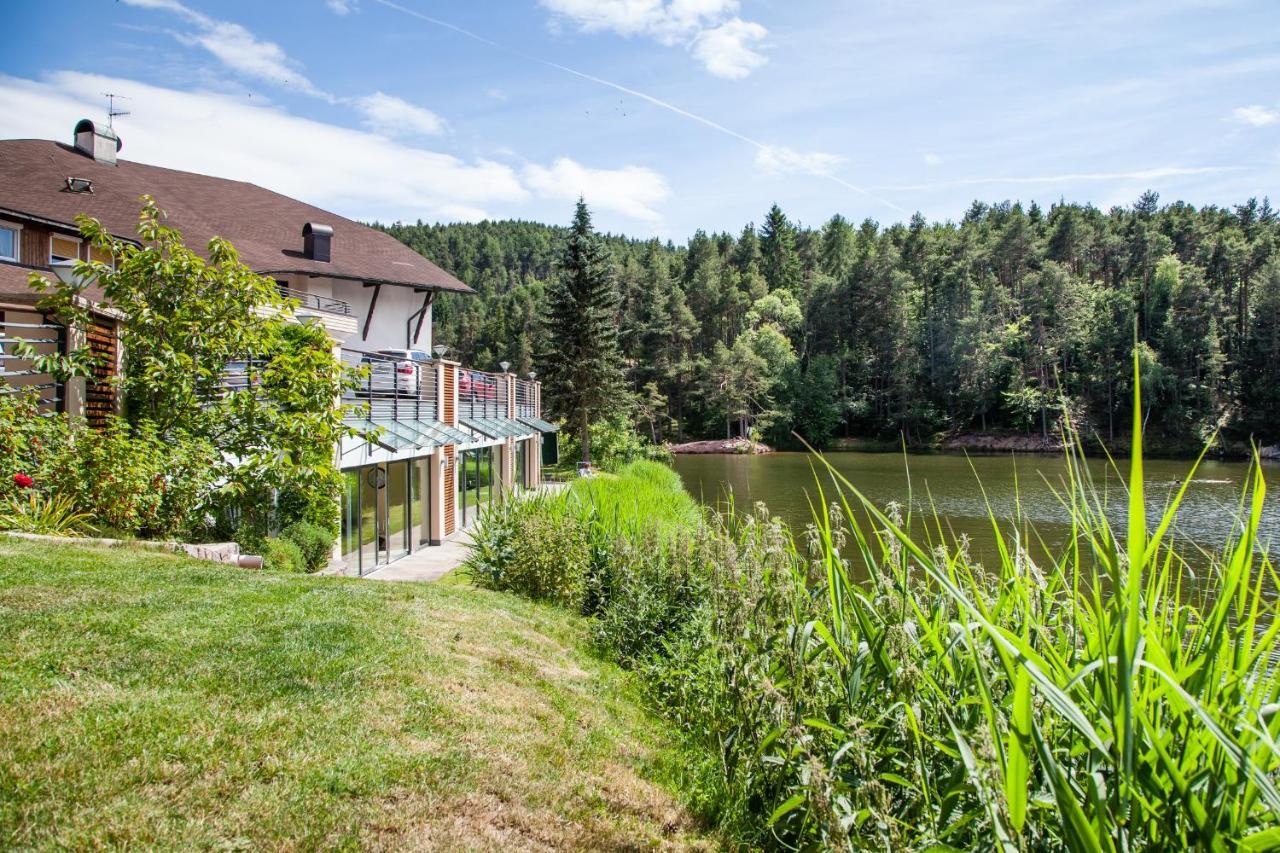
278, 274, 432, 353
332, 278, 432, 353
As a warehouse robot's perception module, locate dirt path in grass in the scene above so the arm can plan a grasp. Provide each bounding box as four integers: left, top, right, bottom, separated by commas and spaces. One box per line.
0, 540, 712, 851
378, 588, 713, 851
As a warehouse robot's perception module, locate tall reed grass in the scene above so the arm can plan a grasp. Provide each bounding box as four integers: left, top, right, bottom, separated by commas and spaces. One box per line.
467, 357, 1280, 849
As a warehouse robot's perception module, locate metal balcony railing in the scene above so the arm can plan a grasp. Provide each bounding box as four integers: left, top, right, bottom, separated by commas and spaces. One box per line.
341, 349, 439, 422
515, 378, 537, 418
278, 285, 353, 316
458, 368, 508, 420
0, 318, 66, 411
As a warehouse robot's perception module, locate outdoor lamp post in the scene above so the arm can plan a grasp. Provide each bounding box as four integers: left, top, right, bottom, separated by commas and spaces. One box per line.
528, 371, 536, 381
432, 344, 448, 360
499, 361, 510, 373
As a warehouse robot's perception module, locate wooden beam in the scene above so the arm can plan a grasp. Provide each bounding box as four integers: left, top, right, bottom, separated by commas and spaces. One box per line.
362, 283, 381, 341
412, 291, 434, 345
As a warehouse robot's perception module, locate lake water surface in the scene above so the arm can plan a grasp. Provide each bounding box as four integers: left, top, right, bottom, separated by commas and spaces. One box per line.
672, 451, 1280, 574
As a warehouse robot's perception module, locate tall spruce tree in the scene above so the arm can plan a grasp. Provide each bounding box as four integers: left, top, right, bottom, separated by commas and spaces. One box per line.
538, 199, 625, 463
760, 204, 802, 292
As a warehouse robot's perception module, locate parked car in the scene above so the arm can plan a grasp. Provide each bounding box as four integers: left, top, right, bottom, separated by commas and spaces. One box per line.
377, 348, 435, 365
458, 369, 498, 401
358, 349, 432, 396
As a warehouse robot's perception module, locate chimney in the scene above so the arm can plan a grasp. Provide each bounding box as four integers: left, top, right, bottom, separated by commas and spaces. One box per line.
73, 119, 121, 166
303, 223, 333, 262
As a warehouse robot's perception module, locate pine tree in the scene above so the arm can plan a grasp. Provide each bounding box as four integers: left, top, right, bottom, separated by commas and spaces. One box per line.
759, 204, 802, 292
538, 199, 625, 464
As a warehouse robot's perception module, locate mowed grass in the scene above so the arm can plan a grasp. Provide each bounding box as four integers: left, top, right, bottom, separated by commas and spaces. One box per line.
0, 538, 710, 850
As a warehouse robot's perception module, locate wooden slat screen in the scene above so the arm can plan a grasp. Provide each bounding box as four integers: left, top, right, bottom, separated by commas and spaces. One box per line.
442, 365, 455, 425
84, 318, 117, 428
443, 445, 456, 536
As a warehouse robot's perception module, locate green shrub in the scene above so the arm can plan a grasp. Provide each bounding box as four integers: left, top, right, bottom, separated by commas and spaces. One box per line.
281, 521, 334, 572
276, 476, 341, 536
260, 537, 305, 573
463, 494, 593, 608
54, 419, 215, 538
0, 392, 215, 538
468, 462, 702, 618
587, 531, 705, 667
0, 392, 74, 502
559, 412, 669, 472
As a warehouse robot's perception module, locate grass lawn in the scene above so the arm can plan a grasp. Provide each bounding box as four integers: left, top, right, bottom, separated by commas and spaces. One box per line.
0, 538, 710, 850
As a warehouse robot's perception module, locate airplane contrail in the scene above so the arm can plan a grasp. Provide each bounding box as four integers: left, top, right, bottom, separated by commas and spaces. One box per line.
370, 0, 904, 213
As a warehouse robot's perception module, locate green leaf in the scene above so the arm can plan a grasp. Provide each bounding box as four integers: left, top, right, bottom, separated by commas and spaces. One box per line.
767, 792, 807, 827
1005, 667, 1032, 834
1032, 719, 1110, 853
1241, 828, 1280, 851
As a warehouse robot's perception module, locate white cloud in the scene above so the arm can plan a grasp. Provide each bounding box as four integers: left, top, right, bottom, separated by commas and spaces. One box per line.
0, 72, 672, 226
122, 0, 329, 99
540, 0, 769, 78
354, 92, 448, 138
0, 71, 524, 224
326, 0, 357, 14
1233, 104, 1280, 127
523, 157, 671, 222
539, 0, 738, 38
755, 145, 846, 176
923, 152, 943, 167
690, 18, 767, 80
122, 0, 450, 147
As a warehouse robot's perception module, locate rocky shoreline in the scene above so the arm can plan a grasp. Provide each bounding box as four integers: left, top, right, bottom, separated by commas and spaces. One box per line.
667, 438, 772, 455
667, 432, 1277, 461
939, 432, 1066, 454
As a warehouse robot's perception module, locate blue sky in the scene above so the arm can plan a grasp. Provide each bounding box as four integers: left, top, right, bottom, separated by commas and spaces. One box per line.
1, 0, 1277, 239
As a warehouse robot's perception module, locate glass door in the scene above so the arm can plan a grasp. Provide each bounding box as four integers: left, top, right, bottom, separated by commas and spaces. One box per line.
413, 457, 431, 547
457, 450, 468, 528
387, 460, 410, 561
359, 465, 383, 573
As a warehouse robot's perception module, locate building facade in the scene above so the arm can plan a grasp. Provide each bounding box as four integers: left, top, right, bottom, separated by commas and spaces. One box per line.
0, 120, 556, 573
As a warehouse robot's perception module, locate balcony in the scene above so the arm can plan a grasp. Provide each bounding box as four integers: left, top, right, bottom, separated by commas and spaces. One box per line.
341, 350, 471, 452
278, 286, 353, 316
515, 377, 536, 418
261, 285, 358, 340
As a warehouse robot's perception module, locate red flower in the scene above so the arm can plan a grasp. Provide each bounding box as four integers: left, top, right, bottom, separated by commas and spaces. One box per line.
13, 473, 33, 489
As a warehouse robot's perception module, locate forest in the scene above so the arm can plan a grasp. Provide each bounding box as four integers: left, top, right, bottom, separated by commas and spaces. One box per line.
379, 192, 1280, 451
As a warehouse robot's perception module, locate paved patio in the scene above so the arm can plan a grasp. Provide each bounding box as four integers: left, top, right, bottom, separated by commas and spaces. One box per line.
360, 483, 565, 583
363, 528, 474, 582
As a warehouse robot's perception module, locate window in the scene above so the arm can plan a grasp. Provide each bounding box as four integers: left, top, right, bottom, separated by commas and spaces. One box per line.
50, 235, 80, 264
88, 244, 114, 270
0, 226, 16, 262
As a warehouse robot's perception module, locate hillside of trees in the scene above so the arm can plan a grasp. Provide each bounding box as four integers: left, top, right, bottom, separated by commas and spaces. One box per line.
379, 192, 1280, 451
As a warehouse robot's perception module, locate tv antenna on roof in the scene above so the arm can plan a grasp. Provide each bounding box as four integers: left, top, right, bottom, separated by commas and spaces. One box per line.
102, 93, 131, 128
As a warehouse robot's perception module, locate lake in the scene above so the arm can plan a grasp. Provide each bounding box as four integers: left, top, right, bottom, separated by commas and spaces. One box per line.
672, 451, 1280, 575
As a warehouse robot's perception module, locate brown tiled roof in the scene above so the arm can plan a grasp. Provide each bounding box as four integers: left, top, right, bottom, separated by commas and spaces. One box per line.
0, 261, 106, 308
0, 138, 472, 294
0, 262, 43, 305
